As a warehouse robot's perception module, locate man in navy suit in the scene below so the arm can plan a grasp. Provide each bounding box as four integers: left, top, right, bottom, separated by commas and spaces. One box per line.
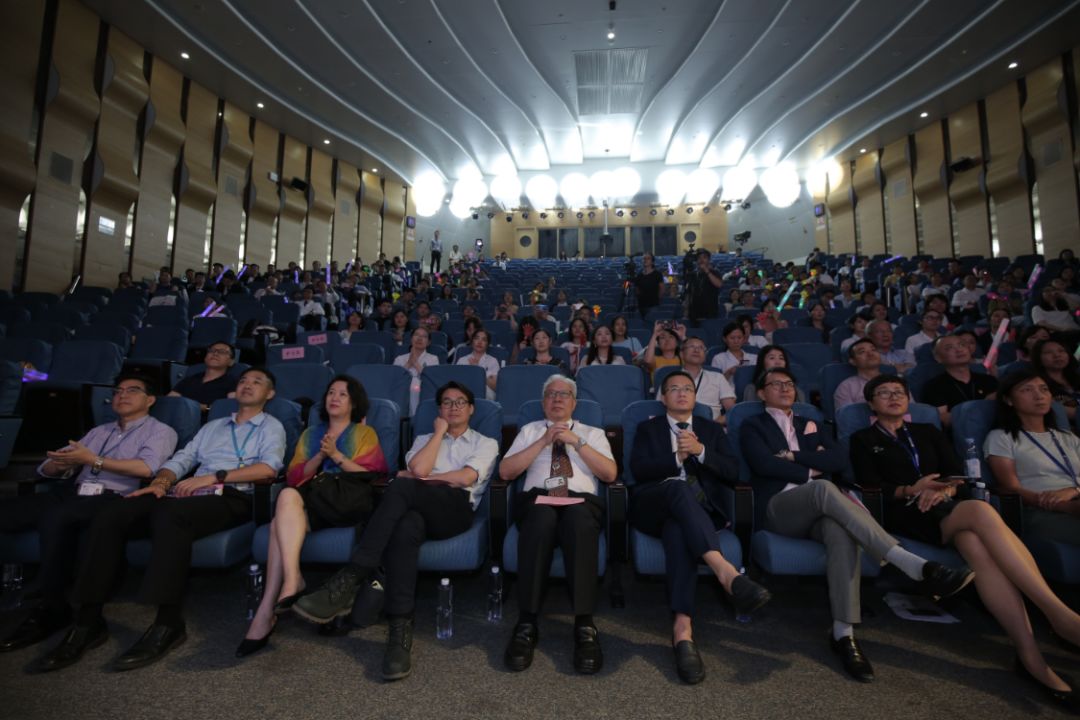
740, 367, 974, 683
630, 370, 770, 684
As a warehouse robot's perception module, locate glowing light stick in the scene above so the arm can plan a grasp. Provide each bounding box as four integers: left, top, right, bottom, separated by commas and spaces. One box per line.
777, 281, 800, 310
982, 317, 1010, 370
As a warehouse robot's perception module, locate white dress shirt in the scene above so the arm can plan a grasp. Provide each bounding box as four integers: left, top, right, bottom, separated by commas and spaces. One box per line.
710, 349, 757, 373
405, 428, 499, 509
655, 367, 734, 420
506, 420, 613, 496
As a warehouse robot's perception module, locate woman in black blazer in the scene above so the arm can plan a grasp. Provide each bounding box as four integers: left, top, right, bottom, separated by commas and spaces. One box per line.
850, 374, 1080, 712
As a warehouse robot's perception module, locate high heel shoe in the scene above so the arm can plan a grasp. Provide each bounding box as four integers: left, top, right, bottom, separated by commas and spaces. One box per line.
236, 623, 275, 659
1014, 656, 1079, 715
273, 590, 306, 615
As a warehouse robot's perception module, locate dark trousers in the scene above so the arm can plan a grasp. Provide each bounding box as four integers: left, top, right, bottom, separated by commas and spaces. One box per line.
350, 477, 473, 616
630, 481, 722, 617
71, 490, 250, 608
0, 489, 123, 608
514, 490, 603, 616
430, 251, 442, 274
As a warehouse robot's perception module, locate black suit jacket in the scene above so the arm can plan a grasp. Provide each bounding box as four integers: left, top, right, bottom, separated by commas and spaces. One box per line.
630, 414, 738, 522
740, 411, 850, 523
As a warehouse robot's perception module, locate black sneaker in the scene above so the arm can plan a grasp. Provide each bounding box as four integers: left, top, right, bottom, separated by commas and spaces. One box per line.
293, 567, 365, 624
381, 617, 414, 681
921, 562, 975, 600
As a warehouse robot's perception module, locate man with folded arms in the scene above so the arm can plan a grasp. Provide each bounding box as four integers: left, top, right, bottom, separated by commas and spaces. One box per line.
29, 367, 285, 673
498, 376, 617, 674
0, 374, 177, 654
633, 370, 770, 684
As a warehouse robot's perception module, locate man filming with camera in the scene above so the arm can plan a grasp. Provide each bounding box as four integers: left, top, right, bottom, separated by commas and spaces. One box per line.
632, 253, 663, 318
685, 249, 723, 323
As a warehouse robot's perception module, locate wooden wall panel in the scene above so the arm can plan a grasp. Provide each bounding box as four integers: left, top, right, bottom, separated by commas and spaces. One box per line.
382, 178, 405, 261
1022, 57, 1080, 258
984, 82, 1033, 257
826, 162, 855, 254
245, 120, 279, 267
881, 138, 917, 257
83, 28, 147, 287
403, 188, 417, 262
912, 123, 952, 257
0, 0, 46, 290
1074, 50, 1080, 175
277, 136, 308, 267
173, 82, 217, 275
210, 102, 251, 269
852, 151, 885, 255
132, 59, 183, 283
24, 0, 99, 292
306, 148, 333, 266
332, 160, 359, 265
358, 171, 383, 263
947, 103, 990, 257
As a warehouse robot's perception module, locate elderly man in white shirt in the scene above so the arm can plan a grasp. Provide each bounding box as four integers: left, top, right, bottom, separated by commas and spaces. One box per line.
656, 335, 735, 422
499, 376, 617, 676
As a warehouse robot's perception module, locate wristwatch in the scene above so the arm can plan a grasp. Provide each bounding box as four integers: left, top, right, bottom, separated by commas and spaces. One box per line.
91, 456, 105, 476
575, 436, 587, 451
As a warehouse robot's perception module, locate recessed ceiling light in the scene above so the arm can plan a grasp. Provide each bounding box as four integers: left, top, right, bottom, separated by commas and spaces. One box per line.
1008, 61, 1018, 69
371, 168, 378, 173
256, 102, 264, 109
323, 139, 331, 145
180, 51, 190, 60
607, 30, 615, 40
919, 111, 928, 118
859, 148, 867, 154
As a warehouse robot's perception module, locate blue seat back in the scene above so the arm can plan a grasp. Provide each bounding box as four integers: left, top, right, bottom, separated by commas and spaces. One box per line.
10, 322, 69, 346
296, 329, 341, 360
514, 346, 571, 367
129, 325, 188, 362
783, 343, 834, 374
576, 365, 646, 425
905, 362, 985, 403
419, 365, 487, 403
190, 316, 238, 347
332, 343, 385, 372
0, 360, 22, 415
49, 340, 124, 384
773, 327, 827, 345
835, 401, 941, 441
495, 365, 562, 424
266, 343, 325, 366
344, 364, 413, 417
74, 323, 131, 353
620, 400, 713, 487
517, 398, 603, 428
208, 396, 304, 465
0, 337, 52, 371
145, 305, 187, 327
272, 363, 335, 405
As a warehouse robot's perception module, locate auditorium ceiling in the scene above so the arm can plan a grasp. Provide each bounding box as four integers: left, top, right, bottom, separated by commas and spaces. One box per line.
83, 0, 1080, 204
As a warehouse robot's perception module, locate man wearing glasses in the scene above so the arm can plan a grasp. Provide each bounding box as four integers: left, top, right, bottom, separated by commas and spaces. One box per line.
168, 340, 238, 412
654, 336, 735, 421
498, 376, 616, 675
0, 374, 177, 655
740, 367, 974, 682
632, 370, 770, 684
294, 381, 498, 681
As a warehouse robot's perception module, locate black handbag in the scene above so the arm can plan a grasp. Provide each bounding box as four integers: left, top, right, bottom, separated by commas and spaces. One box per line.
297, 471, 377, 530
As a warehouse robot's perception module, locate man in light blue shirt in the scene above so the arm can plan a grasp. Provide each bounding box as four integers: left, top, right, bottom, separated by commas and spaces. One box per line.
30, 368, 286, 674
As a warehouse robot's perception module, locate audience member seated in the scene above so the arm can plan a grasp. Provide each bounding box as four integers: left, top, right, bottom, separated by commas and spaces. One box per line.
740, 367, 972, 683
1031, 338, 1080, 422
338, 311, 365, 342
742, 344, 806, 403
904, 308, 944, 357
854, 374, 1079, 710
644, 323, 683, 378
499, 376, 617, 675
950, 274, 985, 322
710, 322, 757, 381
797, 302, 832, 343
579, 326, 625, 370
867, 319, 912, 373
922, 335, 998, 426
657, 336, 735, 421
388, 309, 411, 347
455, 328, 500, 400
1032, 286, 1080, 338
239, 376, 387, 658
168, 341, 238, 412
986, 370, 1080, 548
610, 315, 643, 359
735, 313, 769, 350
560, 318, 591, 373
29, 367, 285, 673
839, 311, 871, 354
833, 339, 889, 413
521, 328, 567, 373
632, 370, 770, 684
0, 374, 177, 655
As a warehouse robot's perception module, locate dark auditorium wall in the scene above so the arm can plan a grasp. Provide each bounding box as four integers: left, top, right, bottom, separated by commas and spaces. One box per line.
0, 0, 410, 293
819, 49, 1080, 260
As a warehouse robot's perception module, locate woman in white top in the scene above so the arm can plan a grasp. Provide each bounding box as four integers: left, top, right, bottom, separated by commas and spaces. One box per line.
610, 315, 643, 359
711, 322, 758, 381
456, 328, 500, 400
579, 326, 626, 370
1032, 286, 1080, 334
394, 326, 440, 415
735, 314, 769, 350
560, 317, 591, 373
338, 311, 365, 342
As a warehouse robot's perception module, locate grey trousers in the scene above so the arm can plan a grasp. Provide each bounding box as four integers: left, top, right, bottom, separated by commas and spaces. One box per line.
765, 481, 898, 624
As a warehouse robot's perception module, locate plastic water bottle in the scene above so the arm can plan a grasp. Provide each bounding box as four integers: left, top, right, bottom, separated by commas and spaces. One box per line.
2, 563, 23, 594
436, 577, 453, 640
963, 438, 981, 481
734, 568, 752, 624
487, 566, 503, 623
971, 481, 989, 502
244, 563, 264, 620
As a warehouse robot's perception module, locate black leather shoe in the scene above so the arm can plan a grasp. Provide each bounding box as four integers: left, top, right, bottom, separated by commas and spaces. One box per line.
573, 625, 603, 675
730, 575, 772, 616
673, 640, 705, 685
920, 561, 975, 600
830, 635, 875, 682
29, 621, 107, 673
1015, 656, 1080, 715
504, 622, 538, 672
112, 623, 186, 672
235, 622, 275, 659
381, 617, 414, 681
0, 608, 70, 652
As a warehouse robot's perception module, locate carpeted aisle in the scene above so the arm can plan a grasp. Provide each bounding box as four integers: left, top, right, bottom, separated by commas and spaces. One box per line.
1, 567, 1077, 719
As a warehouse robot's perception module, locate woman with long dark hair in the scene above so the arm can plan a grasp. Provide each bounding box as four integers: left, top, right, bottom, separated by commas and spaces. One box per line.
743, 345, 805, 402
580, 325, 626, 369
1031, 339, 1080, 422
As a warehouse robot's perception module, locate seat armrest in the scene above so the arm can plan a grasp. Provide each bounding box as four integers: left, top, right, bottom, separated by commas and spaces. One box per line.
991, 491, 1023, 535
733, 485, 754, 560
861, 486, 885, 526
253, 481, 275, 525
606, 482, 627, 563
489, 478, 510, 564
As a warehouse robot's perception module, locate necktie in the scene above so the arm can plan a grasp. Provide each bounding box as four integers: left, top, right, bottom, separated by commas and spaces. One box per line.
675, 422, 706, 505
549, 439, 571, 497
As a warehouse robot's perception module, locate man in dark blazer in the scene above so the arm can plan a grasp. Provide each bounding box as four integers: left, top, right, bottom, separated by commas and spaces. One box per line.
630, 370, 770, 684
740, 368, 973, 683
